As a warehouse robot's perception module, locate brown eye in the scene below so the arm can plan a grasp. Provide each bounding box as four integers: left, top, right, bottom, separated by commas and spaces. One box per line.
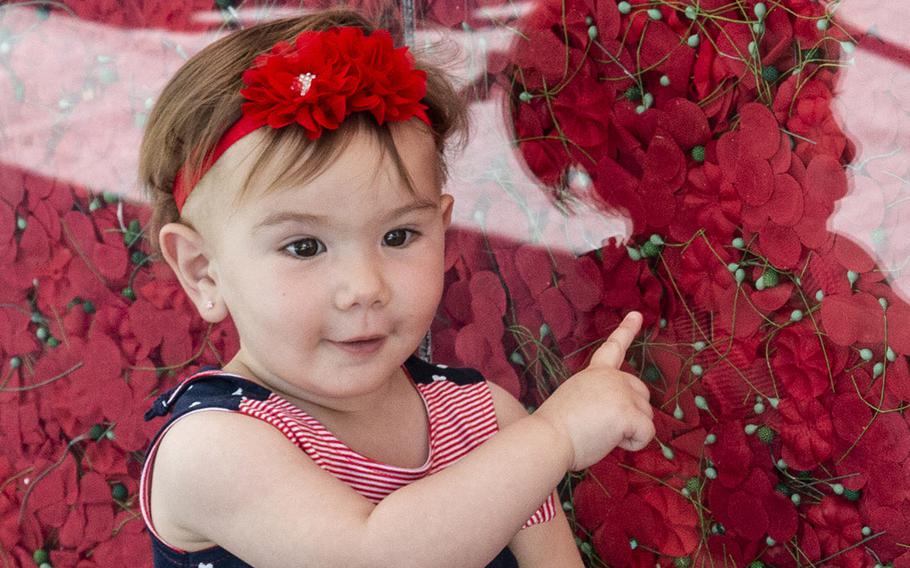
383, 229, 415, 247
285, 238, 324, 258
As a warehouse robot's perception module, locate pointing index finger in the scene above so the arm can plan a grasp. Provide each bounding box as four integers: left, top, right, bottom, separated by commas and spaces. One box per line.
589, 311, 642, 369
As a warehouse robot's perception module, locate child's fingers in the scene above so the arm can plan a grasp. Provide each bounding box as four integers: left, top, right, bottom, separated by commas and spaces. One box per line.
588, 312, 643, 369
626, 374, 651, 402
617, 412, 656, 452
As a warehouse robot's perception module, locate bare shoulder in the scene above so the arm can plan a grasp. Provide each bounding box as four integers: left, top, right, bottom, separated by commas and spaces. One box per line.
487, 381, 531, 428
149, 409, 374, 566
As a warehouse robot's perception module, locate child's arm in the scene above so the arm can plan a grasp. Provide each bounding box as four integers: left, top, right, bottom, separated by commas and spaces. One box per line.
487, 382, 586, 567
152, 312, 652, 568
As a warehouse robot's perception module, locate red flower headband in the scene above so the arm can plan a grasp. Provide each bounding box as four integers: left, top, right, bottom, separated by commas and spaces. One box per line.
172, 26, 431, 213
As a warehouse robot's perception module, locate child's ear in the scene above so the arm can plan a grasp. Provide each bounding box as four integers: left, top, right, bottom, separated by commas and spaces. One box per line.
440, 193, 455, 229
158, 222, 227, 323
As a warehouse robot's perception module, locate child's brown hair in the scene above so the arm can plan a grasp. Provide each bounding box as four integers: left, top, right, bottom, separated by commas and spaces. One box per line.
138, 8, 468, 257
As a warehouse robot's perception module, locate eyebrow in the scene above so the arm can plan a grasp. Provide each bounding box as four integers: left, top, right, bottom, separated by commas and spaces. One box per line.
251, 200, 439, 234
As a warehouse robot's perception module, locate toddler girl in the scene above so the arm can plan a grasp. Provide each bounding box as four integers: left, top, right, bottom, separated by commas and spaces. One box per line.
137, 8, 655, 567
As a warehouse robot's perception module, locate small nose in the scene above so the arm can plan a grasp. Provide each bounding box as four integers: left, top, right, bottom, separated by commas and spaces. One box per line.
333, 252, 389, 311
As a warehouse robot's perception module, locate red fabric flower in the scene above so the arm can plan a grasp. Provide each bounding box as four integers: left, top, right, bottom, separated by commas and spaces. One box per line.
241, 27, 429, 139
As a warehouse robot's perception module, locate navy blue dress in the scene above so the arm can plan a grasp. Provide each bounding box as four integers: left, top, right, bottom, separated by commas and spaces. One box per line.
140, 356, 527, 567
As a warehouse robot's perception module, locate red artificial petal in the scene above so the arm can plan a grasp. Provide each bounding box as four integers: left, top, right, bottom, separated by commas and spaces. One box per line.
779, 397, 834, 470
738, 103, 780, 160
768, 174, 804, 226
641, 486, 699, 556
658, 98, 710, 149
819, 293, 861, 346
515, 245, 553, 296
806, 154, 848, 203
734, 158, 774, 206
442, 278, 472, 325
572, 477, 611, 531
751, 283, 793, 313
468, 271, 506, 316
769, 131, 793, 174
725, 490, 769, 540
758, 223, 802, 269
538, 286, 574, 341
91, 241, 128, 281
832, 233, 876, 273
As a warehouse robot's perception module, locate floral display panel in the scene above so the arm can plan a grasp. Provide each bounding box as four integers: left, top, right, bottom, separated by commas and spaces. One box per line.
0, 0, 908, 566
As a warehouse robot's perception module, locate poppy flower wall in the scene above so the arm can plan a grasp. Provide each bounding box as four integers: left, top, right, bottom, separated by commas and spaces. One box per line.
0, 1, 908, 567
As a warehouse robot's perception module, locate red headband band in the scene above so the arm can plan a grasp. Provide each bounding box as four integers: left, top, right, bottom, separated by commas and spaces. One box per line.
173, 26, 431, 213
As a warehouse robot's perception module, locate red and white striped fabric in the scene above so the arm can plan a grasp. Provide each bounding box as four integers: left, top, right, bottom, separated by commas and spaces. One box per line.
140, 365, 556, 552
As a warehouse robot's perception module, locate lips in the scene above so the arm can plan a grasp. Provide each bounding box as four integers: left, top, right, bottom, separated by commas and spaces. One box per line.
329, 335, 386, 355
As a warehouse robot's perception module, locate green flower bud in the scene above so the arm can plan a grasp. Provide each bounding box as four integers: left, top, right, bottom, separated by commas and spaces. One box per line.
33, 549, 49, 565
762, 65, 780, 82
624, 85, 642, 101
111, 483, 128, 501
641, 240, 661, 258
89, 424, 105, 441
762, 269, 779, 288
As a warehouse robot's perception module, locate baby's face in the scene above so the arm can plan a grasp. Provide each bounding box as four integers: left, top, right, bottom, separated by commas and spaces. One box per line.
186, 121, 453, 407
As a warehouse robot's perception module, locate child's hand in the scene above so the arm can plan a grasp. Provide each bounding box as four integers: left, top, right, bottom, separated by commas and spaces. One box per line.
535, 311, 655, 471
